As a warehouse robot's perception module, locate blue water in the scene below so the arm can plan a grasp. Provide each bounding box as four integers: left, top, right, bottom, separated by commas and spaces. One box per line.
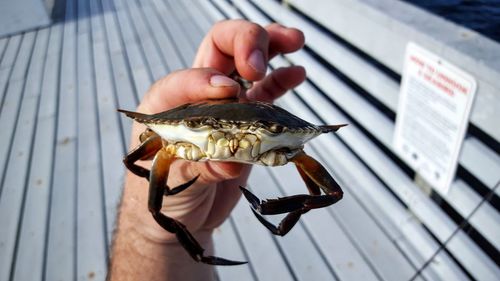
402, 0, 500, 43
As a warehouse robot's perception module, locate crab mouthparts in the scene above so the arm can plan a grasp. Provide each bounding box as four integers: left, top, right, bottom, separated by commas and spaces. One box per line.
147, 123, 312, 166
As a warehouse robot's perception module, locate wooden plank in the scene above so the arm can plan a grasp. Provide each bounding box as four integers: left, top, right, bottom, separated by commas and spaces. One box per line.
0, 37, 9, 62
0, 0, 51, 37
135, 0, 184, 72
213, 219, 257, 281
0, 35, 36, 174
269, 50, 466, 279
228, 200, 296, 281
288, 0, 500, 143
266, 163, 390, 281
232, 5, 500, 254
276, 91, 468, 281
150, 0, 196, 65
246, 166, 338, 280
75, 0, 108, 279
0, 34, 36, 189
44, 0, 78, 279
0, 35, 22, 177
445, 179, 500, 251
100, 0, 137, 144
254, 0, 398, 110
122, 0, 168, 81
286, 43, 499, 253
251, 0, 500, 192
165, 0, 205, 49
197, 0, 229, 22
0, 35, 22, 126
461, 138, 500, 195
0, 28, 45, 281
207, 2, 425, 279
212, 0, 244, 20
289, 75, 499, 280
182, 0, 215, 35
231, 166, 313, 281
112, 0, 153, 97
89, 0, 127, 246
12, 22, 62, 281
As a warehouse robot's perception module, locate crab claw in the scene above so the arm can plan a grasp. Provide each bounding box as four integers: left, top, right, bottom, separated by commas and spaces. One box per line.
239, 151, 343, 236
200, 256, 247, 266
239, 186, 261, 210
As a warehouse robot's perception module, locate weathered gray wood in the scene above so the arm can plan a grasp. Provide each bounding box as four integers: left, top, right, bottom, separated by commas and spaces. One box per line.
294, 76, 498, 280
213, 219, 257, 281
248, 166, 338, 280
182, 0, 215, 36
135, 0, 184, 72
165, 0, 205, 50
0, 28, 47, 281
198, 0, 229, 22
0, 1, 496, 280
12, 22, 63, 281
100, 0, 137, 144
266, 162, 391, 281
0, 34, 36, 189
216, 3, 422, 278
251, 0, 500, 193
112, 0, 153, 97
0, 35, 22, 133
45, 0, 78, 279
0, 0, 51, 37
229, 2, 495, 272
288, 0, 500, 143
75, 0, 108, 279
89, 0, 127, 247
276, 91, 467, 281
0, 37, 8, 61
212, 0, 244, 20
150, 0, 197, 65
123, 0, 168, 81
228, 181, 297, 280
0, 33, 36, 278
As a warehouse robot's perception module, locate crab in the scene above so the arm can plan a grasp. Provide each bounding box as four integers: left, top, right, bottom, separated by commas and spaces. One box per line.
118, 98, 345, 265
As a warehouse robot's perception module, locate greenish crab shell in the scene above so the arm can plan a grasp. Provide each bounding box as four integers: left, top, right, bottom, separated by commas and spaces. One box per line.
120, 99, 335, 166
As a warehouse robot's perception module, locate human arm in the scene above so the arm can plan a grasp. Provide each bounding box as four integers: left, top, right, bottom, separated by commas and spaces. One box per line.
108, 20, 305, 281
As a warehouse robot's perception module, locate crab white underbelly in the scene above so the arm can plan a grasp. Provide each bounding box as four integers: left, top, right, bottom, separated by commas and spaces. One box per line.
147, 123, 320, 166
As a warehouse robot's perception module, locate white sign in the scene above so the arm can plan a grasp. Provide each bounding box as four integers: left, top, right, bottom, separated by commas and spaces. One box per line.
394, 43, 476, 194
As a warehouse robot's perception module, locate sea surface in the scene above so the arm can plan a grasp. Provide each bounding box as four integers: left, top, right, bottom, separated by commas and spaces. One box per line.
402, 0, 500, 43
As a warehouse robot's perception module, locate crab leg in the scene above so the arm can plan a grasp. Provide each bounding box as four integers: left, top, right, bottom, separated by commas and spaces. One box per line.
124, 130, 199, 195
240, 151, 343, 236
123, 131, 162, 179
149, 146, 246, 266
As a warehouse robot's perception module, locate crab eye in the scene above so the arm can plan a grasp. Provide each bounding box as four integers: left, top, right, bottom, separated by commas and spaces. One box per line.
270, 124, 284, 133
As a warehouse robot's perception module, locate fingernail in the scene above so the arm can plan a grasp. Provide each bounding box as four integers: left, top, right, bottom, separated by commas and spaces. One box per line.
248, 49, 266, 74
210, 75, 238, 87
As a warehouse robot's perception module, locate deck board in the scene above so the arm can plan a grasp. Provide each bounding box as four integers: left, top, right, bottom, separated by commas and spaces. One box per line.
3, 27, 50, 281
113, 0, 153, 96
75, 0, 108, 279
89, 0, 128, 246
0, 31, 38, 281
0, 0, 497, 280
44, 0, 78, 279
11, 23, 62, 281
0, 34, 35, 188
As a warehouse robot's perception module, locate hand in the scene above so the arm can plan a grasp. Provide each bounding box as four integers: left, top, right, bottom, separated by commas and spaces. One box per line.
110, 20, 305, 281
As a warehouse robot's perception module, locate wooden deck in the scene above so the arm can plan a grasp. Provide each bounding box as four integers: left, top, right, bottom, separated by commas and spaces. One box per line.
0, 0, 498, 280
